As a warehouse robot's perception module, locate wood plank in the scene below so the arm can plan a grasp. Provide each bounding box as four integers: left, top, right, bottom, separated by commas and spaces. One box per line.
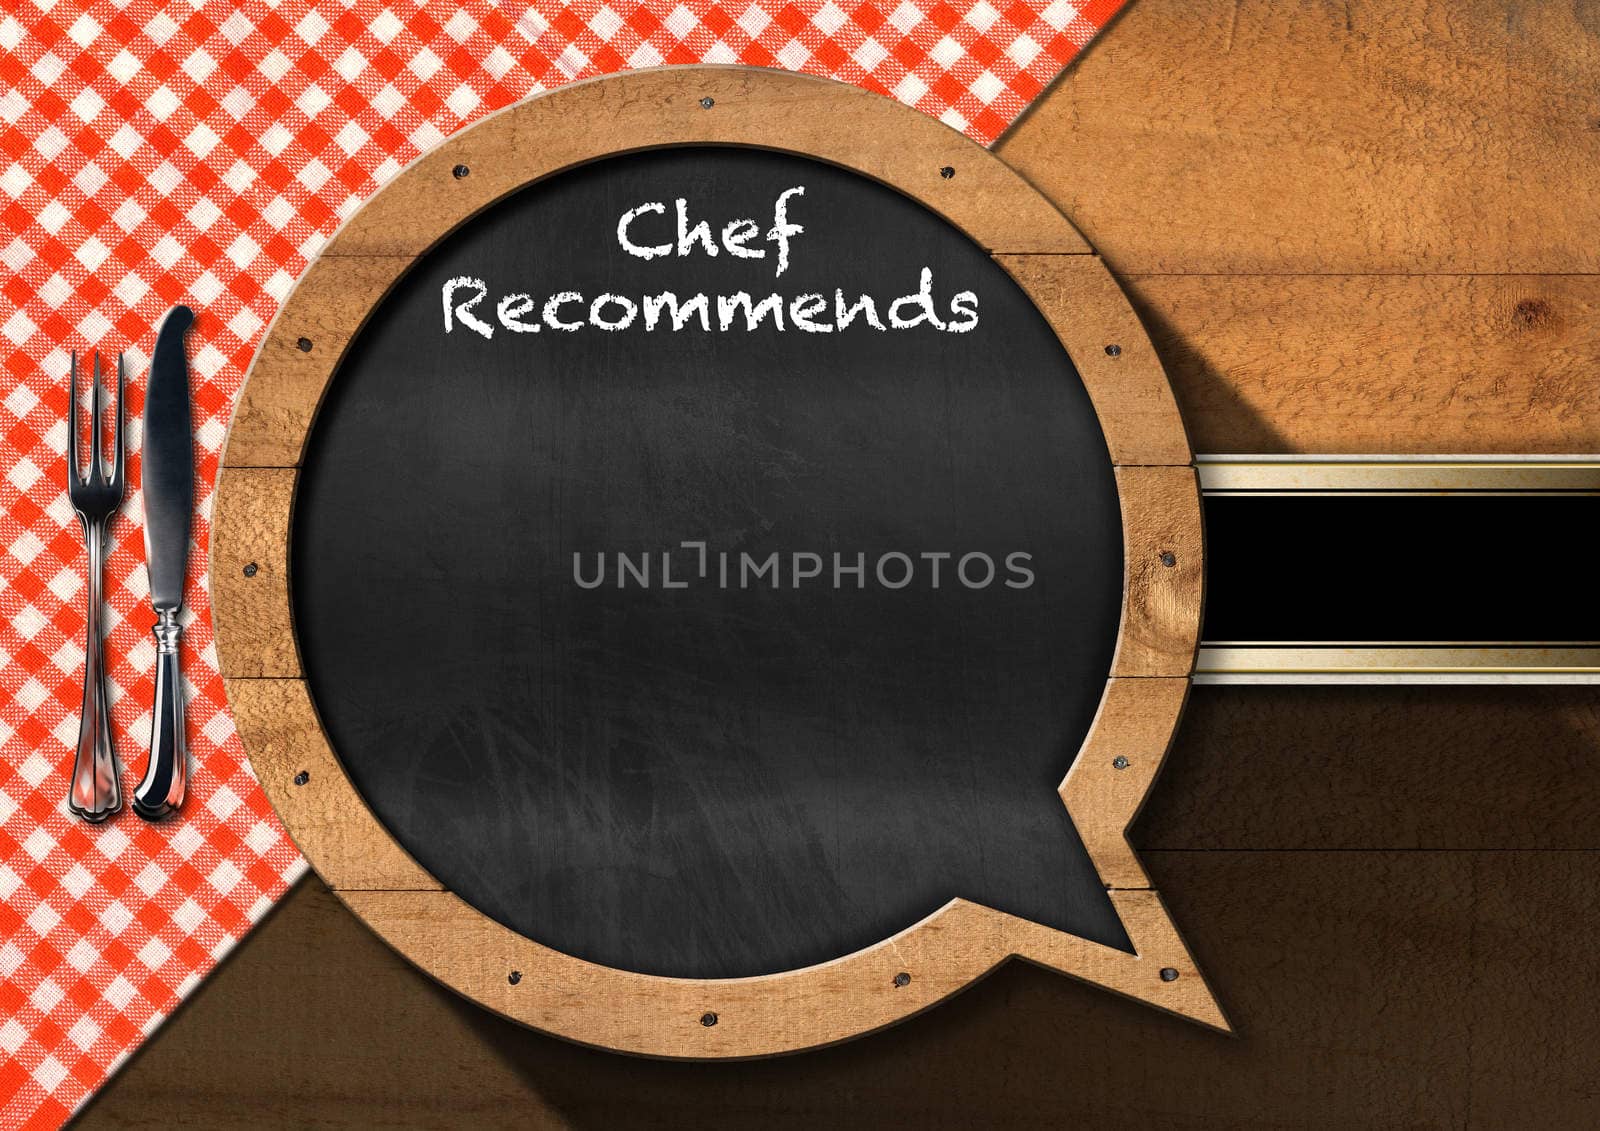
209, 467, 297, 678
1062, 677, 1191, 889
1143, 686, 1600, 850
224, 678, 442, 892
326, 67, 1090, 261
336, 885, 1223, 1058
1464, 851, 1600, 1127
1125, 273, 1600, 454
1112, 465, 1202, 677
1500, 5, 1600, 277
996, 0, 1600, 275
996, 253, 1191, 465
222, 257, 409, 468
997, 2, 1600, 454
76, 851, 1600, 1128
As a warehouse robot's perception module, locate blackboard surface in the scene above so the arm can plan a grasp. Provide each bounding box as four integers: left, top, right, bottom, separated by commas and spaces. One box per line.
294, 148, 1127, 978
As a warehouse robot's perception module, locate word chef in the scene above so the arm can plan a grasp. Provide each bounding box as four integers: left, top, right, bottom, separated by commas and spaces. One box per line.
616, 187, 807, 277
441, 186, 981, 338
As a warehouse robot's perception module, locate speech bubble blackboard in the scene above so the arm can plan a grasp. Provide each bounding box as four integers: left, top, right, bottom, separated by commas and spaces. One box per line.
217, 68, 1218, 1056
292, 146, 1129, 978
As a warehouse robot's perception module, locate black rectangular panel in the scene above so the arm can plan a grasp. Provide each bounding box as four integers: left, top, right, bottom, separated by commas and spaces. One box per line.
1202, 496, 1600, 643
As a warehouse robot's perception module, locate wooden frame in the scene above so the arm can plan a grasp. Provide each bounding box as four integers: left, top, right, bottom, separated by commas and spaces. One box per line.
212, 66, 1225, 1056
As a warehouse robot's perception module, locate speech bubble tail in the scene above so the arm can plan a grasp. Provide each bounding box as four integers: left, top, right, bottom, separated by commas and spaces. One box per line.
1007, 889, 1231, 1033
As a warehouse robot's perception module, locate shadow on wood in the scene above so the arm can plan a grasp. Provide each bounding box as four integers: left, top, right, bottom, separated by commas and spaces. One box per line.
76, 689, 1600, 1129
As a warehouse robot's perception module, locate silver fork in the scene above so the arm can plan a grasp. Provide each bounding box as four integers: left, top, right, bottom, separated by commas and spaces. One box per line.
65, 350, 125, 822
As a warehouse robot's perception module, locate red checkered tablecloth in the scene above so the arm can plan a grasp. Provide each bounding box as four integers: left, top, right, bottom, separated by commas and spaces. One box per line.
0, 2, 1125, 1125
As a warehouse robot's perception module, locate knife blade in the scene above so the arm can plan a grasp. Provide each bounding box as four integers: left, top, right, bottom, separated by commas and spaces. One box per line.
133, 303, 195, 820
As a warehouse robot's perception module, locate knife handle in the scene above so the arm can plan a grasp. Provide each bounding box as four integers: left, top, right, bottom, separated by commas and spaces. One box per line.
133, 609, 186, 820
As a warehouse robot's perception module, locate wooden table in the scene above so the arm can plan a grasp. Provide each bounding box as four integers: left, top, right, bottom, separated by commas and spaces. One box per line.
76, 3, 1600, 1126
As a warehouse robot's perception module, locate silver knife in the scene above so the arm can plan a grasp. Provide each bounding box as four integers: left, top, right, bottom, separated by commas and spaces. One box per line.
133, 304, 195, 820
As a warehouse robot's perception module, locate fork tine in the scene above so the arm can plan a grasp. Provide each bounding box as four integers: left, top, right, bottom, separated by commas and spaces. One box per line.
111, 353, 125, 492
89, 351, 104, 482
67, 350, 81, 488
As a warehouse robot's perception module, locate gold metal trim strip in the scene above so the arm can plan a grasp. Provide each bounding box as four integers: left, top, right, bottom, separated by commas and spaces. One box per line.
1193, 456, 1600, 681
1196, 455, 1600, 495
1197, 646, 1600, 682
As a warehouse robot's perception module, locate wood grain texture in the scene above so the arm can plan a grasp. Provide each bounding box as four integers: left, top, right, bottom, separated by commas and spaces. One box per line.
209, 467, 296, 678
77, 848, 1600, 1129
1063, 677, 1190, 889
1125, 273, 1600, 454
325, 67, 1090, 261
1142, 686, 1600, 851
995, 0, 1600, 453
995, 0, 1600, 276
224, 677, 441, 892
223, 257, 408, 468
337, 885, 1223, 1061
999, 253, 1191, 464
1463, 851, 1600, 1128
1112, 465, 1203, 677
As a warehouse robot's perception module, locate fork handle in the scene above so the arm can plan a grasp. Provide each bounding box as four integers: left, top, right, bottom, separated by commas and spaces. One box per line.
133, 609, 186, 820
69, 519, 120, 822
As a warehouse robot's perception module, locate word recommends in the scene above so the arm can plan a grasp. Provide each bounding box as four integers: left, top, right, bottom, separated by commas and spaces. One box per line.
574, 543, 1035, 591
442, 186, 980, 338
